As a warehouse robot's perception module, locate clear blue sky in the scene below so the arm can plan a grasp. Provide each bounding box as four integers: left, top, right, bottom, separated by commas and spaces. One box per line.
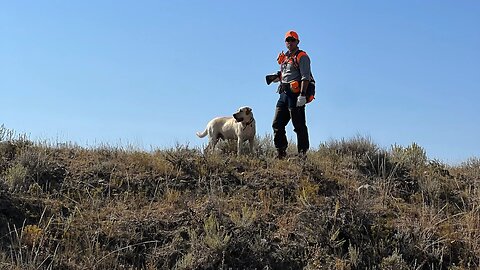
1, 1, 479, 164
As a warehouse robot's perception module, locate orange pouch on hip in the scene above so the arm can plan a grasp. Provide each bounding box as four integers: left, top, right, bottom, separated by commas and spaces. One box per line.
289, 81, 300, 94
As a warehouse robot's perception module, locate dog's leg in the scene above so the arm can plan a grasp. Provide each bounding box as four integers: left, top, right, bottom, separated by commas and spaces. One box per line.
237, 138, 242, 155
207, 138, 219, 153
248, 138, 254, 154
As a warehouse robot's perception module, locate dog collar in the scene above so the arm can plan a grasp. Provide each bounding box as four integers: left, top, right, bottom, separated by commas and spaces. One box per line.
243, 118, 254, 130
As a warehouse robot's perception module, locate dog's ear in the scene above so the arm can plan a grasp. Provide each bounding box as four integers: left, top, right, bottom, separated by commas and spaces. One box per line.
246, 107, 251, 115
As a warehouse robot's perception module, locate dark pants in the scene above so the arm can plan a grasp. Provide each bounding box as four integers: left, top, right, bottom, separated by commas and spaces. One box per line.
272, 92, 309, 154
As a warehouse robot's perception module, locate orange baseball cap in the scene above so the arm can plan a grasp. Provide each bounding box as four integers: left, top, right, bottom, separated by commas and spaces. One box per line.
285, 30, 299, 41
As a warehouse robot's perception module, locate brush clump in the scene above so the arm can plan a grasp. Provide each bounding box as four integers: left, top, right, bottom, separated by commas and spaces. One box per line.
0, 126, 479, 269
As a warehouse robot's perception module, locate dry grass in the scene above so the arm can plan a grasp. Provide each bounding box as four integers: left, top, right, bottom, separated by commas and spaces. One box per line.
0, 126, 479, 269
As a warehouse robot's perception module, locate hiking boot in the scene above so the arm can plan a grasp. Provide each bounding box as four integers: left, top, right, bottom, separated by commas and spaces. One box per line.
276, 149, 287, 160
287, 152, 307, 162
297, 151, 307, 160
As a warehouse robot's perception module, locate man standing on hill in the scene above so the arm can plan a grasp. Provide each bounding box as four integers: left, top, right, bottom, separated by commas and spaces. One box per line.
272, 30, 312, 159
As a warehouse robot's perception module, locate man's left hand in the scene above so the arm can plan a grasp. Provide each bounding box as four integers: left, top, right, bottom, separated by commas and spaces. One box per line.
296, 96, 307, 107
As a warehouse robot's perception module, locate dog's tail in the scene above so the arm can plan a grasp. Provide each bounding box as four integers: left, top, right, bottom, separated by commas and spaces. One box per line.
196, 129, 208, 138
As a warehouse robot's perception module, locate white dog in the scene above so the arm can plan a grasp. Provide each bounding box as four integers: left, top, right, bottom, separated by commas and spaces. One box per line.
196, 106, 256, 155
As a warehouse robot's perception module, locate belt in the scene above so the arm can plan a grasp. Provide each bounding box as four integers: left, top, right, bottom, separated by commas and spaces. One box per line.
278, 83, 290, 94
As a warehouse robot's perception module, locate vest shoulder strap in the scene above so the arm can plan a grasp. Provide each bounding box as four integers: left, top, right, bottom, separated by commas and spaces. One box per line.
293, 50, 315, 82
296, 50, 307, 63
293, 50, 307, 68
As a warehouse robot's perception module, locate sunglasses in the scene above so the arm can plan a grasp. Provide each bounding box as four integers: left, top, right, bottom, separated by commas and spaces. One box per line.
285, 37, 297, 42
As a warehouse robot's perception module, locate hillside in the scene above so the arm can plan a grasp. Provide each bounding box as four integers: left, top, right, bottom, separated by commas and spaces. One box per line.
0, 128, 479, 269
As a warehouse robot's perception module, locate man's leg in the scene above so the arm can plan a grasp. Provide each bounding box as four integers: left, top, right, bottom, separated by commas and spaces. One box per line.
272, 105, 290, 158
290, 106, 309, 154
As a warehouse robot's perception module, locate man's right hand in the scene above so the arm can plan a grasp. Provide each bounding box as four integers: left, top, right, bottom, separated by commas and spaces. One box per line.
277, 51, 285, 64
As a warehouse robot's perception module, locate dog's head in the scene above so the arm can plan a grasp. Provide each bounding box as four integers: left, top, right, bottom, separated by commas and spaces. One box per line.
233, 106, 253, 123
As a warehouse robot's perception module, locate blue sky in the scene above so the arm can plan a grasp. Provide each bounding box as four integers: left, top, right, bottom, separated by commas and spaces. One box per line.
1, 1, 479, 164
